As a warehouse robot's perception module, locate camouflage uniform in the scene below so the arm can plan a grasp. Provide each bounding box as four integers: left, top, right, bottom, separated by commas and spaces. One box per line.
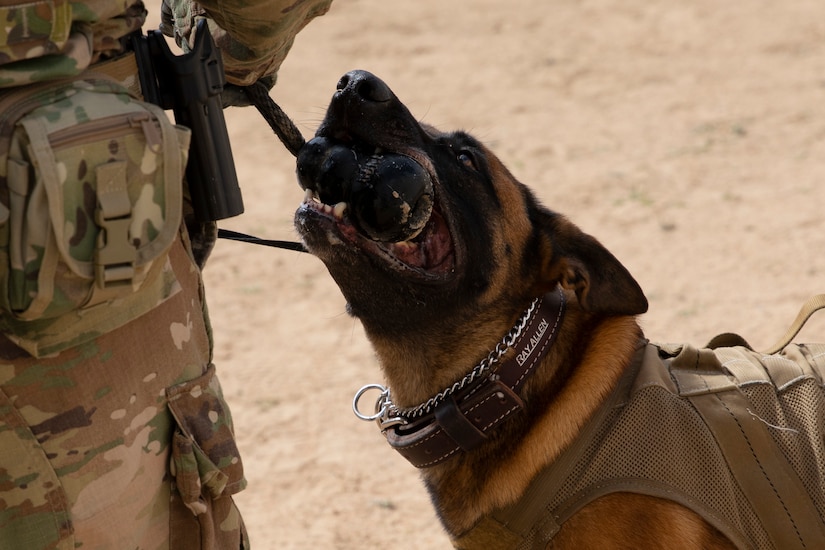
0, 0, 333, 547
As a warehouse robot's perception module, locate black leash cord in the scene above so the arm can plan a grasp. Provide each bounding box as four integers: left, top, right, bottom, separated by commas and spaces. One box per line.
217, 228, 307, 253
216, 83, 309, 253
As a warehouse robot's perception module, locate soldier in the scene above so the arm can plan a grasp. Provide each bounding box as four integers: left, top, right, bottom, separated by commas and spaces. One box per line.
0, 0, 333, 548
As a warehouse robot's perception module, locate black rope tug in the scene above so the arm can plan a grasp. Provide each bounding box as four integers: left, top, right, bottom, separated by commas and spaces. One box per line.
216, 82, 309, 252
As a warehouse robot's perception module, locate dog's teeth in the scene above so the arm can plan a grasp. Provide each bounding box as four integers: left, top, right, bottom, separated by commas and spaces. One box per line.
304, 188, 321, 203
333, 202, 348, 219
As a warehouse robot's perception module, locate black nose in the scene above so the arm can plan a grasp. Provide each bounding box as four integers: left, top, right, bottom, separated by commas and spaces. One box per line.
336, 70, 392, 103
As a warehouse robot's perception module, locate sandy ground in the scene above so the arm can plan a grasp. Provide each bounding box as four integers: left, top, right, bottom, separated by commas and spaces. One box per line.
154, 0, 825, 547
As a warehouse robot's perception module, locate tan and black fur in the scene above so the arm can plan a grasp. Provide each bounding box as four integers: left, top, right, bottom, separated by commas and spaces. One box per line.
294, 70, 746, 548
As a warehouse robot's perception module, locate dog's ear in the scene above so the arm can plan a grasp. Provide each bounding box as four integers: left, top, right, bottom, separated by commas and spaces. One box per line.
535, 211, 648, 316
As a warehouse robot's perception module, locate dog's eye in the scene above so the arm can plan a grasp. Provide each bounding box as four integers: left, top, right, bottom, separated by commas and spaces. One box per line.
457, 150, 477, 170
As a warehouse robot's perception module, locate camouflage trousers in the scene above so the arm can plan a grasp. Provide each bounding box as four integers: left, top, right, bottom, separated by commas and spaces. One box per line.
0, 232, 249, 549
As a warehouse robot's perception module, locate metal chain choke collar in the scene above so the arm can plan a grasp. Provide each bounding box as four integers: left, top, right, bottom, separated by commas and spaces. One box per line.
353, 296, 541, 429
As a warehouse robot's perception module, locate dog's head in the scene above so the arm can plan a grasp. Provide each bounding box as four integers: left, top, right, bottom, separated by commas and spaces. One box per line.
295, 70, 647, 341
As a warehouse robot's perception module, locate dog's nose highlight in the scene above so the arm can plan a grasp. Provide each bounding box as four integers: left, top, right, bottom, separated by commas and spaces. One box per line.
337, 70, 392, 103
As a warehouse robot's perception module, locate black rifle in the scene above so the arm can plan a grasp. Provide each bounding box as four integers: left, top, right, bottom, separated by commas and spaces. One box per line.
132, 20, 244, 221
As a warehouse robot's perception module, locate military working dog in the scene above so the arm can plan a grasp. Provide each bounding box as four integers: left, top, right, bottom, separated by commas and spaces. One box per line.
294, 70, 825, 549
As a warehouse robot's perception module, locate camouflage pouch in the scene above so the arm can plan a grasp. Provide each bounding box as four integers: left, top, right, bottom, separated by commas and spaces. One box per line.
167, 364, 250, 549
0, 73, 191, 356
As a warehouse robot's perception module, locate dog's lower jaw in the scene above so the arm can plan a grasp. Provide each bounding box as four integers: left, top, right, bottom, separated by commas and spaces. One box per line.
419, 315, 645, 540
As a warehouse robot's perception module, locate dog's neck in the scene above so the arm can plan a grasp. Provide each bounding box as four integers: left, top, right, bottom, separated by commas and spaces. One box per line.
436, 312, 644, 537
365, 291, 561, 408
361, 289, 566, 468
364, 293, 645, 536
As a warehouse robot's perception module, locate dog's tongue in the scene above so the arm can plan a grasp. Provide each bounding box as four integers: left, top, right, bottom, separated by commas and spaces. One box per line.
386, 208, 453, 272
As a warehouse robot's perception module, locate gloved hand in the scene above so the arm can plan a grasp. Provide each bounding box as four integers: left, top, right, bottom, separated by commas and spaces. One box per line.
159, 0, 332, 89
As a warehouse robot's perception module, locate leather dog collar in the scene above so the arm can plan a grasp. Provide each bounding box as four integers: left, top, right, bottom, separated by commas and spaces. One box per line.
353, 287, 565, 468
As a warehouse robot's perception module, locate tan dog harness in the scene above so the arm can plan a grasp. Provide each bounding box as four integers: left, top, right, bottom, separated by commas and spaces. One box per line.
456, 341, 825, 549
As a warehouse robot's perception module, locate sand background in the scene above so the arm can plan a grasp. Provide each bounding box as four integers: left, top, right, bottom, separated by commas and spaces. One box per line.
153, 0, 825, 547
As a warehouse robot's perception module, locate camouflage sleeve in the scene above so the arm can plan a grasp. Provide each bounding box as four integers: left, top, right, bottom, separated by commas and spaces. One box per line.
0, 0, 146, 87
161, 0, 333, 87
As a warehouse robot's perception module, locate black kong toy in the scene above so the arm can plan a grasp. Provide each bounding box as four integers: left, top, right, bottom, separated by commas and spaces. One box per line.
297, 136, 434, 243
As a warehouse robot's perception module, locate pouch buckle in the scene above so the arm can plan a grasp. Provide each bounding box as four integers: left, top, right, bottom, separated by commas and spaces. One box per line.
94, 160, 136, 290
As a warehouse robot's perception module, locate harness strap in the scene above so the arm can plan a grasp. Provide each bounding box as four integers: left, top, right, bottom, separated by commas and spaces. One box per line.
763, 293, 825, 355
670, 346, 825, 548
706, 294, 825, 355
679, 373, 825, 548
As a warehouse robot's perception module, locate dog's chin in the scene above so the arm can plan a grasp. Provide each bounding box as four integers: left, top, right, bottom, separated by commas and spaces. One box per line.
296, 190, 456, 279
